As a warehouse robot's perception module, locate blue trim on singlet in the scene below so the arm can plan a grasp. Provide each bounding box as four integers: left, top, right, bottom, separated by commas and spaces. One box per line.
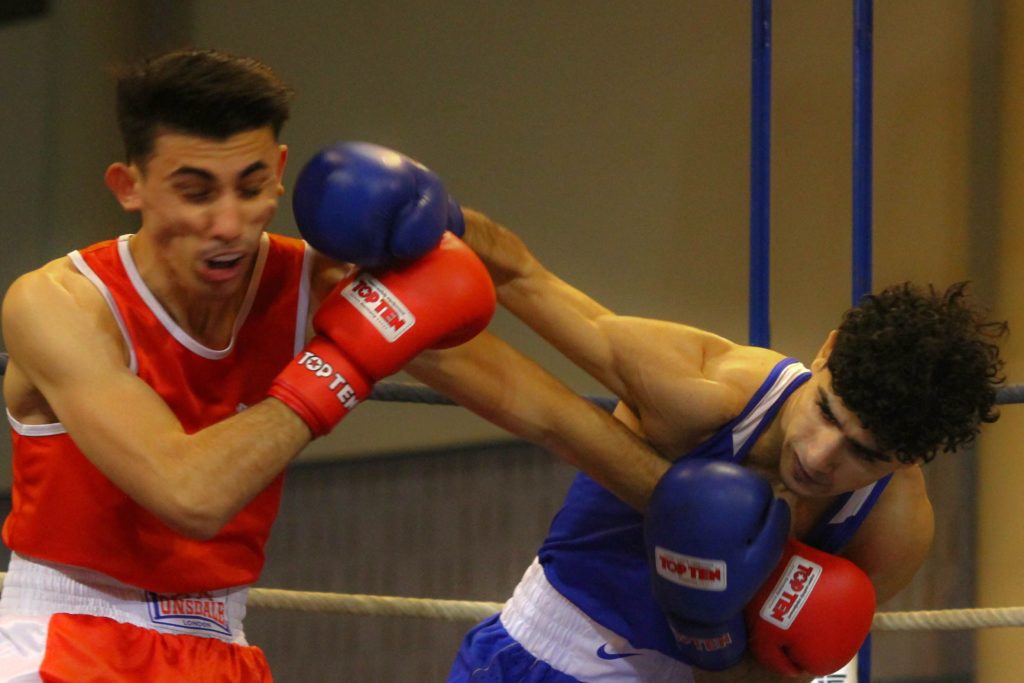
805, 473, 892, 555
858, 634, 873, 682
687, 357, 809, 465
536, 357, 889, 667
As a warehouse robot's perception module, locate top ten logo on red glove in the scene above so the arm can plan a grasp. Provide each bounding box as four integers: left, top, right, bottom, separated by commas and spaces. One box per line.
341, 274, 416, 342
757, 554, 823, 629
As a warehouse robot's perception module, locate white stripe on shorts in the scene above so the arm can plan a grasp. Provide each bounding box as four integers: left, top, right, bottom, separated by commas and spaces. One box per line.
500, 558, 694, 682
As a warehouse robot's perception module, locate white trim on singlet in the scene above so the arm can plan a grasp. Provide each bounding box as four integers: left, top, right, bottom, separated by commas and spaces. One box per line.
6, 411, 65, 437
67, 248, 138, 375
294, 242, 314, 354
828, 482, 877, 524
731, 361, 808, 454
11, 235, 294, 436
12, 248, 148, 436
116, 233, 270, 360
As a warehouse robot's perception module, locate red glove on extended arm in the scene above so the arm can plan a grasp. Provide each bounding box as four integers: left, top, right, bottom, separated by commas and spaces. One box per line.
744, 539, 876, 677
269, 233, 496, 436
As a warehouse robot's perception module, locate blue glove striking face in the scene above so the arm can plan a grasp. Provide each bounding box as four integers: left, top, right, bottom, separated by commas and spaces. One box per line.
292, 142, 463, 267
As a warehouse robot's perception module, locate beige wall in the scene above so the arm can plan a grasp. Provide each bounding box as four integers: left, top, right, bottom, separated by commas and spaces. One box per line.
0, 1, 1011, 678
976, 1, 1024, 678
0, 2, 983, 460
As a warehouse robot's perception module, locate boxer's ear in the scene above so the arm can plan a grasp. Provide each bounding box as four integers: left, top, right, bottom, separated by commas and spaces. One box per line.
811, 330, 838, 371
106, 162, 143, 212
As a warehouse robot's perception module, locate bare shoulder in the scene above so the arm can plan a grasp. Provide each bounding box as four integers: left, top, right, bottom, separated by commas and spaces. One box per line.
841, 466, 934, 604
3, 256, 111, 333
705, 343, 790, 394
3, 256, 128, 413
602, 317, 767, 383
623, 329, 788, 453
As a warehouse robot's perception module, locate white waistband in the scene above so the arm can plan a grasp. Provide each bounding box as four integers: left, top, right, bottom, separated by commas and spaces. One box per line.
0, 553, 249, 644
501, 558, 693, 682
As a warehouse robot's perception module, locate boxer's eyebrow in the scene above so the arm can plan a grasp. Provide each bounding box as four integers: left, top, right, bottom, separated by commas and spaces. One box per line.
168, 161, 268, 181
817, 388, 891, 463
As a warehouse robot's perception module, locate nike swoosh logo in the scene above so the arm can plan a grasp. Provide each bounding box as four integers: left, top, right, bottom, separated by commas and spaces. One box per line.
596, 644, 639, 660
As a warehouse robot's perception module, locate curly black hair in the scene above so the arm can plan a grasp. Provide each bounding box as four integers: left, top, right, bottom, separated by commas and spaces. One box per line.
827, 282, 1007, 464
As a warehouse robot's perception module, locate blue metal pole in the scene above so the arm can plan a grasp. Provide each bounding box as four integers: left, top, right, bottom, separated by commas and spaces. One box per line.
750, 0, 772, 347
852, 2, 875, 679
852, 0, 873, 304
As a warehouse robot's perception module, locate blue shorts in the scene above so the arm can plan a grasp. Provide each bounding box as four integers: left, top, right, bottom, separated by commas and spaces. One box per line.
448, 558, 865, 683
447, 559, 693, 683
447, 614, 583, 683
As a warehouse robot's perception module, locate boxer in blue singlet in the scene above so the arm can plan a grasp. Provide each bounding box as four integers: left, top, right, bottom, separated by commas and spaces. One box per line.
409, 209, 1007, 683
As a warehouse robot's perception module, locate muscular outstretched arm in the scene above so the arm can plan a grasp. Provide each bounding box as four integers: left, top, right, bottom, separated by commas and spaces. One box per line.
459, 209, 747, 451
408, 333, 669, 511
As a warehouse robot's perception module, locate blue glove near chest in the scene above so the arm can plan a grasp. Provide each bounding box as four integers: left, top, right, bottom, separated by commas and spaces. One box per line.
644, 457, 790, 671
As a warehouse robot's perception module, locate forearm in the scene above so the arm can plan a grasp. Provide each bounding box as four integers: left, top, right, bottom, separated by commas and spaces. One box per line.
34, 369, 312, 540
460, 207, 539, 289
461, 209, 596, 318
165, 398, 312, 536
537, 382, 667, 510
409, 334, 668, 511
461, 209, 630, 397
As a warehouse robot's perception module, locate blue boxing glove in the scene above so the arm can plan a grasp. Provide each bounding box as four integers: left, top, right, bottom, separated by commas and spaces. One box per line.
292, 141, 465, 267
644, 457, 790, 671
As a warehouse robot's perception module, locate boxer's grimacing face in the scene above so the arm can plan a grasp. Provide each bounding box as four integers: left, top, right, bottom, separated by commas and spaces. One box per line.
106, 127, 288, 298
778, 332, 914, 498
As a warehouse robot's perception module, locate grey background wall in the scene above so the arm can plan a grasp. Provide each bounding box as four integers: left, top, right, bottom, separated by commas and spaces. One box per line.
0, 1, 1018, 681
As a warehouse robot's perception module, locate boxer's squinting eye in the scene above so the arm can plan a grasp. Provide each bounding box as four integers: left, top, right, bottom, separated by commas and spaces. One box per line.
237, 175, 271, 199
852, 446, 883, 463
175, 184, 215, 203
817, 396, 839, 426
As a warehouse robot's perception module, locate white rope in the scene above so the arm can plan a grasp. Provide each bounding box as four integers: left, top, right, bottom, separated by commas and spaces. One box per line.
247, 587, 504, 621
246, 590, 1024, 631
0, 571, 1020, 630
872, 606, 1024, 632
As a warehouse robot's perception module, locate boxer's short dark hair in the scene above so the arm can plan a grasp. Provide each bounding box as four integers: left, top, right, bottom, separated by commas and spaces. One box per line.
114, 48, 294, 165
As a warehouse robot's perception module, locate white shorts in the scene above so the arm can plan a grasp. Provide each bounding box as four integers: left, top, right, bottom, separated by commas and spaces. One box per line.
0, 615, 48, 682
0, 553, 270, 682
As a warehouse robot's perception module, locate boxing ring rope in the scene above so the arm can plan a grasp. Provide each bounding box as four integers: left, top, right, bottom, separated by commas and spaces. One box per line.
0, 568, 1013, 632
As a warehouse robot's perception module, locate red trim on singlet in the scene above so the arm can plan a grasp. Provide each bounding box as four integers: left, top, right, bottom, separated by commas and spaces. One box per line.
3, 234, 309, 593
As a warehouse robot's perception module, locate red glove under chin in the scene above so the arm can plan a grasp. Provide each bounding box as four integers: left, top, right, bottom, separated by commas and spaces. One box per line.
745, 539, 876, 676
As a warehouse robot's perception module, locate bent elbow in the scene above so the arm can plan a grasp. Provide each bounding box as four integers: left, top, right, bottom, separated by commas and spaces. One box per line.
157, 495, 233, 541
172, 517, 225, 542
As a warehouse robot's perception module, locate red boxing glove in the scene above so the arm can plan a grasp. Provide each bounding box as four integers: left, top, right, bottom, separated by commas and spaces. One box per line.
270, 232, 496, 436
268, 337, 374, 437
313, 232, 495, 374
744, 539, 876, 677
